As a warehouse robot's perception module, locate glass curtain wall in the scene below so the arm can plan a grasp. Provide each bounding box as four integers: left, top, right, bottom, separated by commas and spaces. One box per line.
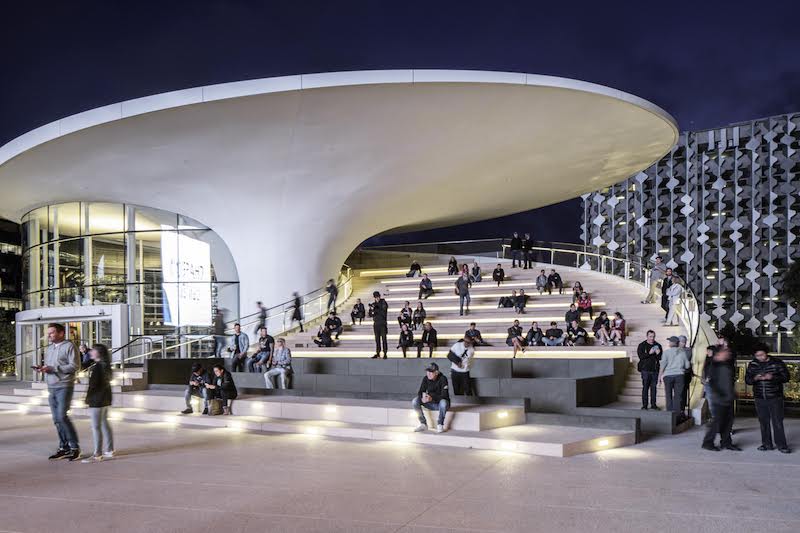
20, 202, 239, 336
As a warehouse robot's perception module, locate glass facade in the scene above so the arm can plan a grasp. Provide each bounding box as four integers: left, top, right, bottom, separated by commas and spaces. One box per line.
21, 202, 239, 336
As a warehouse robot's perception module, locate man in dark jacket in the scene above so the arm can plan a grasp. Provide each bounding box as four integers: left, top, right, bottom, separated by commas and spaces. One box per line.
416, 322, 438, 358
702, 347, 740, 451
660, 268, 674, 316
418, 274, 434, 299
745, 344, 791, 453
206, 364, 238, 415
370, 291, 389, 359
565, 304, 580, 325
492, 264, 505, 287
547, 269, 564, 295
181, 363, 209, 415
522, 233, 533, 269
455, 272, 471, 316
509, 232, 522, 267
637, 330, 662, 410
324, 311, 343, 340
411, 362, 450, 433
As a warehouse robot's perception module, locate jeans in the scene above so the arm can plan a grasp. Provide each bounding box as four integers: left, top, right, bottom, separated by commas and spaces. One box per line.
89, 406, 114, 456
418, 288, 433, 300
412, 396, 448, 426
185, 386, 209, 409
247, 352, 270, 373
458, 293, 471, 315
451, 371, 472, 396
703, 382, 715, 418
703, 403, 734, 447
663, 374, 685, 413
231, 354, 246, 373
416, 342, 436, 358
754, 397, 787, 449
523, 250, 532, 269
327, 294, 337, 313
373, 323, 388, 355
264, 367, 289, 389
640, 370, 658, 408
48, 386, 79, 450
511, 250, 522, 267
214, 335, 227, 357
544, 335, 565, 346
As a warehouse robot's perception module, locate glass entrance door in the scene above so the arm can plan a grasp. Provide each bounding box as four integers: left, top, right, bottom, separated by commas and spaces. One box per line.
18, 323, 46, 381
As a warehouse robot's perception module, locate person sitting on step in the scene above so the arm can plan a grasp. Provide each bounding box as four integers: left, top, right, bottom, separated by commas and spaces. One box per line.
412, 301, 426, 330
498, 289, 517, 308
506, 319, 527, 358
514, 289, 528, 314
416, 322, 438, 358
576, 291, 593, 320
565, 303, 580, 325
397, 323, 415, 358
536, 269, 548, 294
526, 321, 544, 346
547, 269, 564, 295
592, 311, 612, 345
447, 256, 459, 275
544, 321, 566, 346
464, 322, 489, 346
571, 281, 584, 303
324, 311, 343, 340
566, 320, 588, 346
205, 364, 238, 415
264, 338, 292, 389
181, 363, 210, 415
610, 312, 627, 346
407, 259, 422, 278
418, 274, 434, 300
492, 263, 505, 287
471, 262, 482, 282
397, 301, 413, 329
247, 327, 275, 373
350, 298, 366, 325
313, 324, 334, 347
412, 362, 450, 433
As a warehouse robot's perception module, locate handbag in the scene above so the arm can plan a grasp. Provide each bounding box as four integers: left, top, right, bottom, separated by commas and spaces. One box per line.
208, 398, 224, 416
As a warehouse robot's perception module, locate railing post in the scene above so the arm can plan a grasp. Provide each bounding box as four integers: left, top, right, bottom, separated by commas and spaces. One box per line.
624, 260, 630, 280
550, 249, 554, 266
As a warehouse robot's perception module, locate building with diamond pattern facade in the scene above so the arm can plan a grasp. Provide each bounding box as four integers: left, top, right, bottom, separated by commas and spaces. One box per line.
582, 112, 799, 336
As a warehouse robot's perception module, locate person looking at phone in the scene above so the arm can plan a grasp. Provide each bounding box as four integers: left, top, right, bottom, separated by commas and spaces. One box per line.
411, 362, 450, 433
36, 323, 81, 461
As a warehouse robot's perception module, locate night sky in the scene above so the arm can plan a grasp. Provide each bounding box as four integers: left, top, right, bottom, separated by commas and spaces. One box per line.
2, 0, 798, 244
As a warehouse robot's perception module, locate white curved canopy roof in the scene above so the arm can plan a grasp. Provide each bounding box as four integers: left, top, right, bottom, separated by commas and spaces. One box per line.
0, 69, 678, 311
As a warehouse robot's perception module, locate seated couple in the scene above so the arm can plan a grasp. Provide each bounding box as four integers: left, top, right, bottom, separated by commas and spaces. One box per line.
181, 363, 238, 416
497, 289, 529, 314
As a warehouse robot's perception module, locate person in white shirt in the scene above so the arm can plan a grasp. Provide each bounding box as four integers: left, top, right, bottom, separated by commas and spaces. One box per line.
449, 337, 475, 396
642, 256, 668, 304
664, 276, 684, 326
264, 338, 292, 389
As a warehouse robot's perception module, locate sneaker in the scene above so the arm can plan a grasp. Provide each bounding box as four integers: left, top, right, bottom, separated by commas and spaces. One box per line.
382, 354, 387, 359
779, 447, 792, 454
102, 451, 115, 459
180, 408, 193, 415
701, 444, 720, 452
758, 445, 774, 451
371, 354, 379, 359
436, 424, 445, 433
414, 424, 427, 432
66, 449, 81, 461
201, 408, 209, 415
640, 406, 648, 410
723, 444, 742, 451
48, 449, 69, 460
81, 455, 102, 464
650, 406, 660, 411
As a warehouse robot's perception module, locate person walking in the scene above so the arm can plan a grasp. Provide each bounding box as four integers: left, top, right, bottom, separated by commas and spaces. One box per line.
325, 279, 338, 313
660, 268, 674, 317
702, 346, 740, 451
290, 292, 304, 332
642, 256, 668, 304
658, 336, 691, 415
455, 272, 472, 316
370, 291, 389, 359
213, 309, 226, 357
36, 323, 81, 461
81, 344, 115, 463
745, 344, 791, 453
253, 301, 267, 336
664, 276, 684, 326
637, 330, 662, 410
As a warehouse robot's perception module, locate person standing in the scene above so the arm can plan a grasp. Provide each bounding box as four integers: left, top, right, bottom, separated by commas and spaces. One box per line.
370, 291, 389, 359
745, 344, 791, 453
492, 263, 505, 287
522, 233, 533, 269
81, 344, 115, 463
664, 276, 684, 326
702, 346, 740, 451
228, 323, 250, 373
253, 301, 267, 336
701, 345, 717, 419
325, 279, 338, 313
658, 336, 691, 415
290, 292, 304, 332
36, 323, 81, 461
455, 272, 472, 316
637, 330, 662, 410
660, 268, 674, 316
642, 256, 668, 304
213, 309, 226, 357
449, 338, 475, 396
509, 232, 522, 267
418, 274, 434, 299
678, 335, 693, 413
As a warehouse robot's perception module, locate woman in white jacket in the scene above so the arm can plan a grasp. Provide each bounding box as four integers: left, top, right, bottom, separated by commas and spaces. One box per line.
664, 277, 684, 326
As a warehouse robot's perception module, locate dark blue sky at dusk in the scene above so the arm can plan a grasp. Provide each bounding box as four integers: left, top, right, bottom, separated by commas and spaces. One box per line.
2, 0, 798, 244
